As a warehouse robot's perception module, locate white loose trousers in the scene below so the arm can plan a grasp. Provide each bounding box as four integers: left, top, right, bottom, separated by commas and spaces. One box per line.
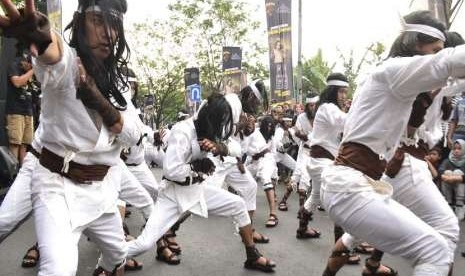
322, 165, 450, 276
127, 183, 250, 257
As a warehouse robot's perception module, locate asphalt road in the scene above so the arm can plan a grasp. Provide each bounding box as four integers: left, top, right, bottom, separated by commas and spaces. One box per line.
1, 168, 464, 276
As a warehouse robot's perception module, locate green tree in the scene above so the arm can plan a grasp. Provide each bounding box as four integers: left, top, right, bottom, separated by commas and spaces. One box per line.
168, 0, 267, 96
337, 42, 385, 93
128, 21, 187, 129
300, 49, 334, 96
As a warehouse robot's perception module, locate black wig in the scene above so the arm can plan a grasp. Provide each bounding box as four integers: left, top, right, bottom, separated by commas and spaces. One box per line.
319, 73, 348, 109
445, 31, 465, 48
194, 93, 234, 141
239, 80, 269, 115
259, 115, 276, 142
388, 10, 446, 58
65, 0, 130, 110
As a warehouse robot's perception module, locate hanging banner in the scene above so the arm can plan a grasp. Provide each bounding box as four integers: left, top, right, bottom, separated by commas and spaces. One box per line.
184, 67, 200, 88
46, 0, 62, 35
222, 47, 242, 94
265, 0, 293, 102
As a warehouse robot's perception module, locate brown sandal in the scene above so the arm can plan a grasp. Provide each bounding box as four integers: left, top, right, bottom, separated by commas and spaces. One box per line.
265, 214, 278, 228
156, 240, 180, 265
164, 233, 181, 254
21, 244, 39, 268
244, 246, 275, 273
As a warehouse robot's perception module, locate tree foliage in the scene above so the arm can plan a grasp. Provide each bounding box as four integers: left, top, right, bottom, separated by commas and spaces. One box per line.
128, 21, 187, 129
167, 0, 267, 96
300, 49, 335, 96
337, 42, 385, 93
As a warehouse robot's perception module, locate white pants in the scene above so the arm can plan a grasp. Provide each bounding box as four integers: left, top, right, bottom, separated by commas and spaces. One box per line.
274, 152, 296, 170
291, 147, 311, 190
0, 152, 37, 242
382, 154, 459, 263
322, 165, 450, 276
127, 162, 160, 201
34, 197, 126, 275
119, 163, 155, 220
247, 153, 278, 190
304, 157, 333, 212
127, 184, 251, 257
205, 161, 257, 211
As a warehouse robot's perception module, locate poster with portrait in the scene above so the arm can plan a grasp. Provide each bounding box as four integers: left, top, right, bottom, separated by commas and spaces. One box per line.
265, 0, 293, 102
222, 47, 242, 94
47, 0, 62, 35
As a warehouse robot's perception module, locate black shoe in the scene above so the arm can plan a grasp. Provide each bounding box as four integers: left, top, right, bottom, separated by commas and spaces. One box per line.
461, 251, 465, 258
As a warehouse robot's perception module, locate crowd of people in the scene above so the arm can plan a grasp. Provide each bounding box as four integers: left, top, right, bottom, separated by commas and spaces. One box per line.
0, 1, 464, 276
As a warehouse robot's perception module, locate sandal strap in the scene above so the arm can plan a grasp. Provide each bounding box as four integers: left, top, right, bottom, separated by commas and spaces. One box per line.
245, 245, 262, 261
329, 249, 351, 258
365, 258, 381, 273
269, 214, 278, 220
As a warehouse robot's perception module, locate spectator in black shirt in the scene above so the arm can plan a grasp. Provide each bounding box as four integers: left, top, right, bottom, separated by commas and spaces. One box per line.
6, 54, 34, 165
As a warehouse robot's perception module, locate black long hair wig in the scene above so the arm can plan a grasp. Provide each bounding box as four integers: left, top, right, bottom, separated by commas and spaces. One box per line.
319, 73, 348, 109
259, 115, 276, 142
65, 0, 130, 110
240, 80, 269, 115
194, 93, 234, 141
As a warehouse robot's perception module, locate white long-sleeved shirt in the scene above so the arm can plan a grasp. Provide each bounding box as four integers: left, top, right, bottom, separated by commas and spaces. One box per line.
342, 45, 465, 162
310, 103, 346, 157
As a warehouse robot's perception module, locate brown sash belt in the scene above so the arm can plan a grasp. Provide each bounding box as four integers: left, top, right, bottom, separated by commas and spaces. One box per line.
252, 149, 270, 161
385, 140, 429, 178
39, 147, 110, 184
310, 145, 335, 160
401, 140, 429, 161
335, 142, 387, 180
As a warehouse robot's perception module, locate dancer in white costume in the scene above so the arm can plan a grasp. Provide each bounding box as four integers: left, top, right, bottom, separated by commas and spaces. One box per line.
278, 94, 317, 212
127, 93, 276, 272
320, 10, 464, 276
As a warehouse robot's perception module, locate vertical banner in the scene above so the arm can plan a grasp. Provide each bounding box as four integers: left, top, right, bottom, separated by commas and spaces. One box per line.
222, 47, 242, 94
184, 67, 200, 88
46, 0, 62, 35
184, 68, 201, 114
265, 0, 293, 102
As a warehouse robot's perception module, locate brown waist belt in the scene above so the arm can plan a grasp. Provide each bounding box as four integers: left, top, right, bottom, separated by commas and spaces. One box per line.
252, 149, 270, 161
39, 147, 110, 184
385, 140, 429, 178
400, 140, 429, 161
310, 145, 335, 160
335, 142, 387, 180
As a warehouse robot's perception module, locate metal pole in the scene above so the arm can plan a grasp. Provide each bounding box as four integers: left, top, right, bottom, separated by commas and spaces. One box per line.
296, 0, 303, 104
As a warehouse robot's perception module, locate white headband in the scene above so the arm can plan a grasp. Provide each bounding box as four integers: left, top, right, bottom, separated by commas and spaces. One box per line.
327, 80, 349, 87
78, 5, 102, 13
77, 5, 123, 20
403, 23, 446, 42
249, 80, 263, 103
306, 95, 319, 104
127, 77, 137, 82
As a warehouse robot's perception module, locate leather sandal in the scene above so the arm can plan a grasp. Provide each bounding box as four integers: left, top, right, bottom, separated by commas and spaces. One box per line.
164, 233, 181, 254
278, 201, 288, 211
124, 258, 143, 271
244, 246, 275, 273
265, 214, 278, 228
21, 244, 39, 268
156, 241, 181, 265
322, 249, 351, 276
362, 258, 398, 276
296, 227, 321, 239
354, 242, 375, 254
253, 230, 270, 244
347, 253, 361, 265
